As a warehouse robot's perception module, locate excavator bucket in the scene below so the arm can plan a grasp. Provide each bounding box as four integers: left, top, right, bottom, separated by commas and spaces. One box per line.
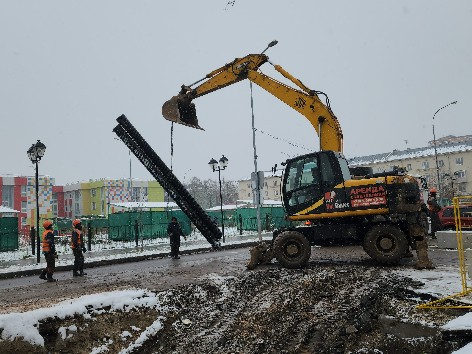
162, 95, 204, 130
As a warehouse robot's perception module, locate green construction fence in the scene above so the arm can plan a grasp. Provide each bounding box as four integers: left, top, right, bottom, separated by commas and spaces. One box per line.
0, 217, 19, 251
107, 210, 192, 241
63, 207, 292, 241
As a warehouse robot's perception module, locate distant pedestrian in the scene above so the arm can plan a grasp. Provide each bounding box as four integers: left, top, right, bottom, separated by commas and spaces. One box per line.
39, 220, 57, 282
71, 219, 87, 276
427, 188, 442, 239
134, 220, 139, 247
167, 217, 186, 259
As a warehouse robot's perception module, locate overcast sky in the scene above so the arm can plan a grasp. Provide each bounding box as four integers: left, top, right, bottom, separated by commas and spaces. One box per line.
1, 1, 471, 185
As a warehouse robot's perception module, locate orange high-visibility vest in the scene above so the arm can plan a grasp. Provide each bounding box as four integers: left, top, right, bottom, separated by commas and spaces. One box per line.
42, 230, 51, 252
71, 229, 82, 249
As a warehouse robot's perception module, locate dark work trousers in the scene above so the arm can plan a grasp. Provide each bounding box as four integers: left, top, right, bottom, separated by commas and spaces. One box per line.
170, 236, 181, 258
44, 252, 56, 278
73, 248, 85, 273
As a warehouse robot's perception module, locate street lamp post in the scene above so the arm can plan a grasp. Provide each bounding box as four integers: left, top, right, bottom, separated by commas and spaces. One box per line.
27, 140, 46, 264
209, 155, 228, 243
432, 100, 457, 201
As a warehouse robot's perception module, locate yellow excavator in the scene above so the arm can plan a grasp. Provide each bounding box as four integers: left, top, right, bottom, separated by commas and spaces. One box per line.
162, 44, 433, 270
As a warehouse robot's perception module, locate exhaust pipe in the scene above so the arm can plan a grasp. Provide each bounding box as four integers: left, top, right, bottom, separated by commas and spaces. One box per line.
162, 95, 203, 130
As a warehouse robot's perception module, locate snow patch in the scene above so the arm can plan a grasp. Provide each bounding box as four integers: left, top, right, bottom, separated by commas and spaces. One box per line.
0, 289, 157, 346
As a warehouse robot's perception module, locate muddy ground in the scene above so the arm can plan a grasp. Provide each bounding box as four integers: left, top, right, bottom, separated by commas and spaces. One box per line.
0, 267, 469, 353
0, 246, 470, 353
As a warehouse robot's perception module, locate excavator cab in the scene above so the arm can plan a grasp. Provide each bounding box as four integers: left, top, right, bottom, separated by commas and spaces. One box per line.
282, 151, 351, 217
162, 94, 203, 130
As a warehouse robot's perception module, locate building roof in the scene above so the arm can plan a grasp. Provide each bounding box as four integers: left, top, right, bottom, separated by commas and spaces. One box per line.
348, 140, 472, 166
109, 202, 178, 209
0, 206, 20, 214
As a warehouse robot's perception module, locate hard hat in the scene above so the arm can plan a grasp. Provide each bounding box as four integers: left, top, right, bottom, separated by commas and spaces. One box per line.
429, 188, 437, 193
73, 219, 82, 227
43, 220, 53, 229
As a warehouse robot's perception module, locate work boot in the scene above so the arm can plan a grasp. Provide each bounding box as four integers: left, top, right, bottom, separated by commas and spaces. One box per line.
39, 271, 47, 280
79, 271, 87, 276
73, 271, 80, 277
47, 275, 56, 282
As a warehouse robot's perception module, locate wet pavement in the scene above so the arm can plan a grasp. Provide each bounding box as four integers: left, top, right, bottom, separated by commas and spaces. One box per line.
0, 233, 273, 279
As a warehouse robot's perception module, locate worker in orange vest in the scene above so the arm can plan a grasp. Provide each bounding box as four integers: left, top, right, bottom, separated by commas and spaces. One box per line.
71, 219, 87, 276
39, 220, 57, 282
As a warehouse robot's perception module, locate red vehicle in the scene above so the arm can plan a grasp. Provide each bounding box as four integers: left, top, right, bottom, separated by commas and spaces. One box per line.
438, 205, 472, 230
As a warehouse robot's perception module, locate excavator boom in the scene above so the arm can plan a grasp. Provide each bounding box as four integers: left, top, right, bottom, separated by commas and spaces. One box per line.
162, 53, 343, 152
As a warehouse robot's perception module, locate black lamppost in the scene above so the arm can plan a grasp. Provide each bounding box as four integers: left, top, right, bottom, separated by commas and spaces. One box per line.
209, 155, 228, 243
432, 101, 457, 201
27, 140, 46, 264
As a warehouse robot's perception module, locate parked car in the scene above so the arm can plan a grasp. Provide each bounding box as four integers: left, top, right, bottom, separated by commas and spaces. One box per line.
438, 205, 472, 230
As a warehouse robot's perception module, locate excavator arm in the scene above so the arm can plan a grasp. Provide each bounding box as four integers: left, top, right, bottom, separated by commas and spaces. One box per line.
162, 53, 343, 152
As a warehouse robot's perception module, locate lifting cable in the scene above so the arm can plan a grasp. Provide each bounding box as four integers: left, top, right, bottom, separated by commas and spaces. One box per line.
166, 122, 175, 220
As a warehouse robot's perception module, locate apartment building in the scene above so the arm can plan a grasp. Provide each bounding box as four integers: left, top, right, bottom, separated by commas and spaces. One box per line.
1, 175, 164, 231
63, 178, 164, 219
238, 173, 283, 204
348, 138, 472, 200
0, 175, 57, 233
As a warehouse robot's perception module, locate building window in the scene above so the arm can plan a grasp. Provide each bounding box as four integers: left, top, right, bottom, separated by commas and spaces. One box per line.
92, 202, 96, 210
273, 180, 278, 186
21, 185, 26, 196
247, 183, 251, 188
459, 184, 467, 192
274, 190, 279, 196
21, 217, 26, 226
456, 170, 466, 178
247, 193, 251, 197
265, 191, 268, 196
456, 157, 464, 165
422, 161, 429, 170
438, 160, 444, 168
407, 164, 412, 170
91, 189, 96, 197
21, 201, 27, 213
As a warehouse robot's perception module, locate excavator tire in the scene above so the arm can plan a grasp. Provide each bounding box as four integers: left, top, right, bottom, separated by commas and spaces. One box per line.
273, 231, 311, 269
363, 224, 408, 265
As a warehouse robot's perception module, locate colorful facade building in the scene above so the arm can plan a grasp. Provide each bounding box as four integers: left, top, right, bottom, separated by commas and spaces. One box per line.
0, 175, 57, 234
1, 175, 164, 232
63, 178, 164, 219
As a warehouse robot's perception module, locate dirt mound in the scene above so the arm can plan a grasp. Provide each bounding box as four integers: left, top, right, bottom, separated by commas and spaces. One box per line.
0, 264, 466, 353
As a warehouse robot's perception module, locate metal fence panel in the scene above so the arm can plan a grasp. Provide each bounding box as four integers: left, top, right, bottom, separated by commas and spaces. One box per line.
0, 217, 19, 251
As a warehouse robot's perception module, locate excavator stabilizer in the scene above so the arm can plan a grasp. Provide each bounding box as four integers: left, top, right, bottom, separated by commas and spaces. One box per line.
162, 95, 203, 130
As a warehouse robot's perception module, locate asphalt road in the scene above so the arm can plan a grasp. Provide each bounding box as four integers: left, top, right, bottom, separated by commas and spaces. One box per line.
0, 242, 460, 315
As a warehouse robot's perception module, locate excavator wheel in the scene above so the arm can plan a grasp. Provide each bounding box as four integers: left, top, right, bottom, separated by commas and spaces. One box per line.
273, 231, 311, 269
363, 224, 408, 265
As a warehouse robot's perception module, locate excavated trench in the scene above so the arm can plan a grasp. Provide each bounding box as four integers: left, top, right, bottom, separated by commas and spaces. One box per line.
1, 263, 471, 353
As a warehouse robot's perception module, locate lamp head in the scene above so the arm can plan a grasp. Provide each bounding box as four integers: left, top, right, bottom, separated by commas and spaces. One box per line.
219, 155, 229, 169
208, 158, 218, 171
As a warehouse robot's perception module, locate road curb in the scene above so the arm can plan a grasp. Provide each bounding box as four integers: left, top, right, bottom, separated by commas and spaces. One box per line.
0, 240, 264, 280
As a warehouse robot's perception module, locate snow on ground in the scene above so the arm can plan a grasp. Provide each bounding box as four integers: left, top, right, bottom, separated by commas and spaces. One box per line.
393, 265, 470, 300
0, 289, 160, 347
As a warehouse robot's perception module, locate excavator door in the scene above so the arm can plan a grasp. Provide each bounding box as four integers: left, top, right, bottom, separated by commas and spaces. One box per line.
162, 94, 203, 130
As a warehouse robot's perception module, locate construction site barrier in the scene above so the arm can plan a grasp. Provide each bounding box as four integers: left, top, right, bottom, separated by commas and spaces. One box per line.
417, 195, 472, 309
